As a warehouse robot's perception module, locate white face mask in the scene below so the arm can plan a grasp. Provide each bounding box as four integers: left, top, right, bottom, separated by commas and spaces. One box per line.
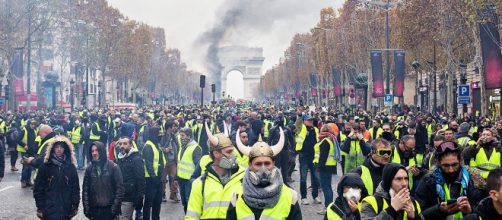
343, 188, 362, 203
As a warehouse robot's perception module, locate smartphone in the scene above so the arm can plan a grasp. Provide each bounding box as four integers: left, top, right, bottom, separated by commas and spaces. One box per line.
447, 199, 457, 205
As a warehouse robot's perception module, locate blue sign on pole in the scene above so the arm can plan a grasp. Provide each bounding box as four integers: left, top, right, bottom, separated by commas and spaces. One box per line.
384, 94, 393, 106
457, 84, 471, 105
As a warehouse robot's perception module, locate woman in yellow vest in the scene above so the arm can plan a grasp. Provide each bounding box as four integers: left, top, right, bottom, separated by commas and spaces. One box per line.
360, 163, 423, 220
314, 123, 340, 215
226, 127, 302, 219
325, 173, 369, 220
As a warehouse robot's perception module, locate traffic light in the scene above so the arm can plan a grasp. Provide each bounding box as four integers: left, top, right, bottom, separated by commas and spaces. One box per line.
200, 75, 206, 88
211, 84, 215, 93
4, 85, 10, 100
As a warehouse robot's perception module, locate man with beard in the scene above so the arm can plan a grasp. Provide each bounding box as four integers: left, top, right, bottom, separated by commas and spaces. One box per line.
185, 125, 245, 220
116, 136, 145, 220
351, 138, 392, 196
369, 119, 383, 141
464, 167, 502, 219
463, 128, 501, 179
360, 163, 423, 220
83, 141, 124, 220
226, 127, 301, 219
34, 136, 79, 220
324, 173, 369, 220
415, 141, 486, 219
392, 135, 422, 196
381, 123, 397, 144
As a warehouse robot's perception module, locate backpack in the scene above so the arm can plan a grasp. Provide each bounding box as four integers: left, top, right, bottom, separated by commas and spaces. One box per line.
7, 127, 20, 144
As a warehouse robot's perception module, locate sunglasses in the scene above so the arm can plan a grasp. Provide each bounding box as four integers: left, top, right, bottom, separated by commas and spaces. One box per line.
437, 142, 458, 152
375, 149, 392, 157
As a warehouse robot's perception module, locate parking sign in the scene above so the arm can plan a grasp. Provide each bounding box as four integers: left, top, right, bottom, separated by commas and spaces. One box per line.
458, 84, 471, 105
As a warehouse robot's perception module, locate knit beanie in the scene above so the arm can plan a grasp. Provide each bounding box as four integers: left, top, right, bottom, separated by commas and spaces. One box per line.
382, 163, 407, 192
459, 122, 470, 133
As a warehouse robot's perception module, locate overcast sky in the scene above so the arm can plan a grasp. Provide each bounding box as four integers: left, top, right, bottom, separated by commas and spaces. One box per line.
108, 0, 344, 74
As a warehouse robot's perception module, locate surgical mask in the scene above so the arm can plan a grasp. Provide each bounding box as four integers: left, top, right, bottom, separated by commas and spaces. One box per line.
75, 120, 80, 125
249, 166, 277, 187
343, 188, 362, 203
219, 153, 237, 170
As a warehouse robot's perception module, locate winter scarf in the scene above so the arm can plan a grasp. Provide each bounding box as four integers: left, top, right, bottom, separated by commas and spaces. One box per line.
434, 166, 470, 201
50, 154, 66, 167
242, 168, 283, 209
117, 147, 138, 160
318, 132, 342, 162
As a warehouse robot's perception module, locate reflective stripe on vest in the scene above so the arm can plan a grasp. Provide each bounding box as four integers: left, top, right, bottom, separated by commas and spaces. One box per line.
344, 140, 364, 174
71, 126, 82, 143
470, 147, 501, 179
295, 125, 319, 151
326, 202, 343, 220
143, 140, 166, 177
89, 122, 101, 140
235, 185, 292, 220
17, 127, 29, 153
313, 138, 336, 166
361, 165, 374, 195
359, 196, 421, 219
177, 142, 200, 180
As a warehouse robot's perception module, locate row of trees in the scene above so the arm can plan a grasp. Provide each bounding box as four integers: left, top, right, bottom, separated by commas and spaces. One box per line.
262, 0, 502, 112
0, 0, 201, 108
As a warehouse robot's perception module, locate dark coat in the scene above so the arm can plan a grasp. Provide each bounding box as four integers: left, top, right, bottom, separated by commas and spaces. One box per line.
415, 167, 487, 220
351, 157, 385, 194
463, 197, 502, 220
83, 141, 124, 217
116, 149, 145, 204
33, 137, 80, 220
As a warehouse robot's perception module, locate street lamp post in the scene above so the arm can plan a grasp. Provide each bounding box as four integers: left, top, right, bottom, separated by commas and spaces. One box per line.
70, 79, 75, 110
460, 62, 468, 115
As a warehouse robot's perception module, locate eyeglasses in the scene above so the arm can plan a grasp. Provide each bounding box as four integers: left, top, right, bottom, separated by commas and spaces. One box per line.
375, 149, 392, 157
436, 142, 458, 152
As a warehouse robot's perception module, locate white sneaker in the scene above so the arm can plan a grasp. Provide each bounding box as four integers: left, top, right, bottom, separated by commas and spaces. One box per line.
301, 198, 310, 205
313, 197, 322, 204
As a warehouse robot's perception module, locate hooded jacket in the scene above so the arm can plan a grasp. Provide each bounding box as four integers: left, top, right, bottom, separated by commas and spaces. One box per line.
116, 147, 145, 204
83, 141, 124, 216
351, 157, 385, 194
325, 173, 368, 220
34, 137, 80, 219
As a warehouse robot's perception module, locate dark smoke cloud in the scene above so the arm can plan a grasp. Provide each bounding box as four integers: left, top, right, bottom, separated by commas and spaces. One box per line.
196, 0, 333, 81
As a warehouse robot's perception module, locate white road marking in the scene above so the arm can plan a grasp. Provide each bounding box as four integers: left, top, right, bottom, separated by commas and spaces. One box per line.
0, 186, 14, 193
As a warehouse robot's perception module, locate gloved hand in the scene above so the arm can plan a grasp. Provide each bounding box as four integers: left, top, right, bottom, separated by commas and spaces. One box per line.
36, 210, 43, 219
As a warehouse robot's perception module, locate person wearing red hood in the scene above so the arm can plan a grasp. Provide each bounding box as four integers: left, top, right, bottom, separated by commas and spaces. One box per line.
314, 123, 340, 215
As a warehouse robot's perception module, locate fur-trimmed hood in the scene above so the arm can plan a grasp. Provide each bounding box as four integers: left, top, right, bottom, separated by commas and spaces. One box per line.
43, 135, 76, 164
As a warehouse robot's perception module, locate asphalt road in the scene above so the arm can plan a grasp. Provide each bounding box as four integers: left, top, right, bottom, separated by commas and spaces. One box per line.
0, 155, 342, 219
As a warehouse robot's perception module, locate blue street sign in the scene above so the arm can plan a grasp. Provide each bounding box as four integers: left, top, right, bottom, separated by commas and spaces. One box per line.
384, 94, 393, 106
458, 84, 470, 97
458, 96, 470, 105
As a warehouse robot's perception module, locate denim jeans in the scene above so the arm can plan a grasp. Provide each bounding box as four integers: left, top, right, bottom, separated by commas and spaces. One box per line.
73, 143, 84, 169
179, 178, 192, 213
20, 153, 32, 183
319, 169, 333, 207
299, 154, 319, 199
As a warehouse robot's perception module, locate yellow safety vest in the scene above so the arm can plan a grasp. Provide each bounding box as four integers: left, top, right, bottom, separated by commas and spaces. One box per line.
359, 196, 421, 220
70, 126, 82, 144
444, 183, 464, 219
263, 120, 273, 138
199, 155, 213, 174
457, 137, 476, 150
235, 148, 249, 168
295, 125, 319, 151
427, 124, 434, 139
0, 121, 5, 135
17, 127, 29, 153
392, 147, 417, 189
361, 165, 374, 195
369, 127, 383, 140
469, 147, 501, 179
89, 122, 101, 140
340, 133, 347, 157
142, 140, 166, 177
344, 140, 364, 174
34, 136, 57, 180
326, 202, 344, 220
177, 142, 201, 180
185, 167, 245, 220
313, 138, 337, 166
234, 184, 293, 220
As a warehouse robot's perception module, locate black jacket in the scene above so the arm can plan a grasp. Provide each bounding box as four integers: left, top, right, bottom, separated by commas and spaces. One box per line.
351, 157, 385, 194
33, 138, 80, 220
83, 141, 124, 217
415, 167, 487, 220
18, 125, 38, 155
116, 149, 145, 204
31, 132, 57, 169
325, 174, 368, 220
463, 197, 502, 220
